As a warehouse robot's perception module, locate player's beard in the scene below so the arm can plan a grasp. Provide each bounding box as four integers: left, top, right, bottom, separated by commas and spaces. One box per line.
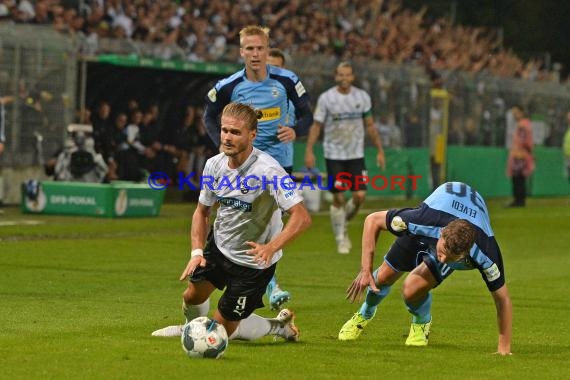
223, 143, 247, 158
336, 80, 351, 91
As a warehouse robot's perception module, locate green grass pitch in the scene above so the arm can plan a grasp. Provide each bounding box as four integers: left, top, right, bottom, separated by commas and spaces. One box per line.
1, 196, 569, 379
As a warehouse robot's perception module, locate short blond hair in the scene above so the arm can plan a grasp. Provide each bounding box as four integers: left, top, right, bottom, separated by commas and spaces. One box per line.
239, 25, 270, 46
336, 61, 354, 74
222, 102, 259, 131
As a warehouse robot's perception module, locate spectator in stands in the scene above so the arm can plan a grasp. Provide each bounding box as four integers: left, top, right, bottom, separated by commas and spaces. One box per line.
376, 113, 401, 148
121, 108, 153, 180
91, 100, 113, 161
403, 112, 423, 147
109, 111, 142, 181
54, 131, 108, 183
3, 0, 559, 82
0, 95, 14, 206
563, 111, 570, 183
138, 108, 162, 172
506, 105, 534, 207
0, 95, 13, 156
178, 105, 209, 179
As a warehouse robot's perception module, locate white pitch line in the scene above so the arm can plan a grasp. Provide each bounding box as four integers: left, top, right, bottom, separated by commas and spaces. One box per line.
0, 220, 45, 226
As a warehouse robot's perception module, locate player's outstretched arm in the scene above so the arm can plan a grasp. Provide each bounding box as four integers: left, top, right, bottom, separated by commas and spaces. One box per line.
365, 115, 385, 170
304, 121, 323, 169
179, 203, 211, 280
361, 211, 389, 271
491, 284, 513, 355
346, 211, 388, 302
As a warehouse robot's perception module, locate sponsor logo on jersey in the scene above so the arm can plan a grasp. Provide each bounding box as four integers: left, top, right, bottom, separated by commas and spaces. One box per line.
331, 112, 362, 121
258, 107, 281, 121
483, 263, 500, 282
280, 178, 296, 199
217, 197, 252, 212
207, 88, 217, 102
295, 81, 306, 97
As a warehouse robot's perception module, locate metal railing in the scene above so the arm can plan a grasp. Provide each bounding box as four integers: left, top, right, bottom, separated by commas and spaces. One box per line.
0, 24, 77, 167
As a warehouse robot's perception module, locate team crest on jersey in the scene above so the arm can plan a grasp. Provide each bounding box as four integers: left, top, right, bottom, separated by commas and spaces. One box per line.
207, 88, 217, 102
271, 86, 279, 98
240, 184, 249, 194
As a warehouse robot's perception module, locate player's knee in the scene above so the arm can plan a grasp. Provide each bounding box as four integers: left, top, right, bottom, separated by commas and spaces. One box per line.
183, 285, 209, 305
353, 192, 366, 205
401, 280, 425, 303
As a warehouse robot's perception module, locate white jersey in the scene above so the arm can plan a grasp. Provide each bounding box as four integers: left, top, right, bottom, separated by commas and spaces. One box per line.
313, 86, 372, 160
199, 147, 304, 269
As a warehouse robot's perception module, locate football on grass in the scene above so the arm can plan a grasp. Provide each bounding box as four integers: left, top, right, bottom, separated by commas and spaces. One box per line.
181, 317, 228, 359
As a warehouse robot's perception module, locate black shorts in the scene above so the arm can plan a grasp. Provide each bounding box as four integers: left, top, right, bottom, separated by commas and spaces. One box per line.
384, 235, 454, 286
325, 158, 367, 193
190, 231, 276, 321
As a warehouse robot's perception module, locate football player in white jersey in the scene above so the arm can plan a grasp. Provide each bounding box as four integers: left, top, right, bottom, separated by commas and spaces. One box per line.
204, 26, 313, 310
152, 103, 311, 343
304, 62, 385, 254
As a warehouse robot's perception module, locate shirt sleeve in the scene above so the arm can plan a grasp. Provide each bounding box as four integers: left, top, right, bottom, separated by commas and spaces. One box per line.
385, 207, 420, 236
203, 81, 233, 147
197, 160, 217, 206
362, 91, 373, 118
270, 165, 304, 211
283, 73, 313, 136
313, 93, 327, 124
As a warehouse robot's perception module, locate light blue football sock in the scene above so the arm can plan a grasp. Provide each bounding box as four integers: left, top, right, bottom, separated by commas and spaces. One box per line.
359, 268, 391, 319
266, 275, 278, 297
405, 293, 432, 324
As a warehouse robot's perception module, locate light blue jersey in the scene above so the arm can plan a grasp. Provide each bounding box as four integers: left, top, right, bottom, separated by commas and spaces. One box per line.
204, 65, 312, 169
386, 182, 505, 291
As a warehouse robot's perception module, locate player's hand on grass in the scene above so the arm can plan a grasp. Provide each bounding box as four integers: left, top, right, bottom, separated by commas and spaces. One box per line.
346, 269, 379, 303
245, 241, 274, 267
179, 256, 206, 281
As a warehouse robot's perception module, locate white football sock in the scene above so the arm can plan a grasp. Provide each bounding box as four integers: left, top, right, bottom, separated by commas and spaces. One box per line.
229, 314, 282, 341
183, 298, 210, 322
330, 205, 346, 243
345, 198, 358, 221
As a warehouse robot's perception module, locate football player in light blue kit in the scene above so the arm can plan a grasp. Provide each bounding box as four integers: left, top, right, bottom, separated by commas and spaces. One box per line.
339, 182, 513, 355
204, 28, 312, 174
204, 25, 313, 310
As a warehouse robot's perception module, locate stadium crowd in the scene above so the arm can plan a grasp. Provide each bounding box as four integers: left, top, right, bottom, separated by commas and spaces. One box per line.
3, 1, 565, 184
47, 98, 214, 187
0, 0, 557, 82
